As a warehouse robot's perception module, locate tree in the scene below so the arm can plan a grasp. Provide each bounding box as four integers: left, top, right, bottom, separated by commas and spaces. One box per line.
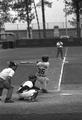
12, 0, 35, 38
0, 0, 14, 41
36, 0, 53, 38
0, 0, 13, 26
0, 0, 53, 39
0, 0, 35, 38
64, 0, 82, 38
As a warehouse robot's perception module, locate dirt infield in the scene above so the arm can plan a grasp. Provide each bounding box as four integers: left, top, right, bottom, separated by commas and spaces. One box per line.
1, 90, 82, 120
1, 113, 82, 120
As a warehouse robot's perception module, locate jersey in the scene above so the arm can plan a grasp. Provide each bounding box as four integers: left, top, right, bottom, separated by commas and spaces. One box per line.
36, 62, 49, 77
23, 81, 33, 88
56, 41, 63, 48
0, 68, 15, 80
17, 80, 33, 93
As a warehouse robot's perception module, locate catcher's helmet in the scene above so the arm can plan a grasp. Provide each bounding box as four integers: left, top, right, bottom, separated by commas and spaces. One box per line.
28, 75, 37, 85
9, 61, 17, 68
42, 56, 49, 62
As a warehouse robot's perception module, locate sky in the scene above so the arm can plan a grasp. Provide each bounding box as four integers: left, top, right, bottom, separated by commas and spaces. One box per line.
34, 0, 65, 23
32, 0, 68, 28
5, 0, 73, 30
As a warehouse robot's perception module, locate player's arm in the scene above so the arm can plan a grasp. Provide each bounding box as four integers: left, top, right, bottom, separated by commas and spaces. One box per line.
7, 70, 15, 84
17, 85, 30, 93
6, 76, 12, 84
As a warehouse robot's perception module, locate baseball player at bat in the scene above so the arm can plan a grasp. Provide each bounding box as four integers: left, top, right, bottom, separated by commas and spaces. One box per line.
36, 56, 50, 93
20, 56, 50, 93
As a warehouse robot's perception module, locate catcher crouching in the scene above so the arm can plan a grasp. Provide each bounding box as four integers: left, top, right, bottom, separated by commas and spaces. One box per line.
17, 75, 40, 102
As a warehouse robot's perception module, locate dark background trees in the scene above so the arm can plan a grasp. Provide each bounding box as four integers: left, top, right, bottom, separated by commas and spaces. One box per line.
0, 0, 53, 39
64, 0, 82, 38
0, 0, 82, 39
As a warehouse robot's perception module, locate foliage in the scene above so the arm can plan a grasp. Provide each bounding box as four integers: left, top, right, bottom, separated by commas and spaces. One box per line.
64, 0, 82, 26
0, 0, 13, 25
0, 0, 35, 26
64, 0, 80, 15
12, 0, 35, 24
36, 0, 53, 8
0, 0, 53, 26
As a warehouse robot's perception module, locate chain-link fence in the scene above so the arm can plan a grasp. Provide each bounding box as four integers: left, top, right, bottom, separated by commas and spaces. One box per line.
5, 22, 74, 31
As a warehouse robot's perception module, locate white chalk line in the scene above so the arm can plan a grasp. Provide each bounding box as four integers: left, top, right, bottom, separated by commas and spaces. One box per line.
57, 47, 68, 91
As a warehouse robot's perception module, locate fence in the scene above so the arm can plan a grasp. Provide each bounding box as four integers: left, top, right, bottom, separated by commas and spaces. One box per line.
1, 37, 82, 49
5, 22, 74, 30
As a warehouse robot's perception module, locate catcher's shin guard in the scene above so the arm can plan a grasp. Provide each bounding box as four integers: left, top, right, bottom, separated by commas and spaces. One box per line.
29, 91, 38, 102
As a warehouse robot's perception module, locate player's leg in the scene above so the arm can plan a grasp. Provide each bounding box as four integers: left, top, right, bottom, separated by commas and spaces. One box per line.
56, 48, 59, 58
6, 86, 13, 100
37, 76, 44, 90
0, 88, 3, 100
18, 89, 38, 101
0, 79, 4, 100
41, 77, 49, 93
3, 80, 14, 103
29, 89, 38, 102
60, 49, 63, 59
44, 77, 49, 89
37, 76, 49, 93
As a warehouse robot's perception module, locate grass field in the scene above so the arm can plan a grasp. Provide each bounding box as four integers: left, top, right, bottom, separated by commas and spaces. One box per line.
1, 47, 82, 120
1, 47, 82, 95
61, 47, 82, 90
0, 47, 64, 90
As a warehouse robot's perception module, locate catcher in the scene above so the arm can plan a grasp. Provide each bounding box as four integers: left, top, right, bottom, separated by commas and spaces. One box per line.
17, 75, 40, 102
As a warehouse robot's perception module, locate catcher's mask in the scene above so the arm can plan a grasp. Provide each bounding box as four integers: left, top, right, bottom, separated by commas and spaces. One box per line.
28, 75, 37, 84
42, 56, 49, 62
9, 61, 18, 69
